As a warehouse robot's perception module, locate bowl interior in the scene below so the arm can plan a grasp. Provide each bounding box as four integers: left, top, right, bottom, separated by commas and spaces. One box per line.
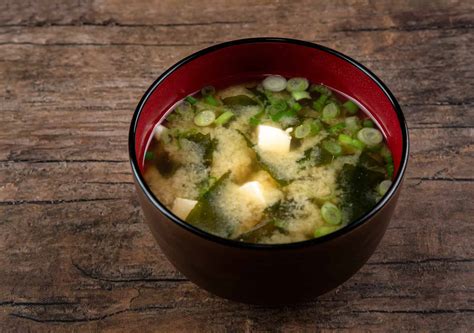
132, 39, 405, 178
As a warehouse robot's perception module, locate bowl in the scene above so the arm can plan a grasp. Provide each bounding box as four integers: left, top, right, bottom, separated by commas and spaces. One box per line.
129, 37, 409, 304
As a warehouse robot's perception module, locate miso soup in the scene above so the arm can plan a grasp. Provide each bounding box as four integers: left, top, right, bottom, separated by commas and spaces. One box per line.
143, 75, 394, 244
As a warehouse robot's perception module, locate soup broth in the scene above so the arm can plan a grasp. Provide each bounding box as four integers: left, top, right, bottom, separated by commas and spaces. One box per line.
143, 75, 394, 244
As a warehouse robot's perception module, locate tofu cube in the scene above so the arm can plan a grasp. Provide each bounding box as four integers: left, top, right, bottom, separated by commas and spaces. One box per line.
171, 198, 197, 220
257, 125, 291, 154
239, 181, 266, 206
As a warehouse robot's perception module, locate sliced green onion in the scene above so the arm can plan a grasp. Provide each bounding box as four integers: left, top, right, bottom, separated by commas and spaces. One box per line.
185, 96, 197, 105
322, 103, 340, 121
204, 95, 219, 106
357, 128, 383, 146
270, 99, 288, 113
271, 109, 297, 122
321, 202, 342, 225
214, 111, 234, 125
175, 101, 193, 114
377, 180, 392, 196
201, 86, 215, 96
345, 116, 361, 133
363, 119, 375, 128
310, 84, 332, 96
294, 123, 311, 138
312, 94, 328, 112
380, 145, 393, 163
291, 91, 311, 101
309, 119, 322, 135
288, 100, 302, 111
286, 77, 309, 92
322, 140, 342, 156
145, 151, 154, 161
386, 163, 394, 178
338, 134, 353, 146
342, 100, 359, 114
351, 138, 365, 150
314, 225, 340, 238
194, 110, 215, 127
329, 122, 346, 134
262, 75, 287, 92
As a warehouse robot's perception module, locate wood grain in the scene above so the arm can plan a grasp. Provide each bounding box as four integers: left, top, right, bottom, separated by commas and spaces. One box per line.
1, 0, 473, 331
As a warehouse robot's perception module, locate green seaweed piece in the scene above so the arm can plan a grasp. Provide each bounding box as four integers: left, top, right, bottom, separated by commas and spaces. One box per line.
247, 87, 268, 103
184, 133, 217, 168
186, 172, 234, 237
155, 150, 180, 178
222, 95, 258, 106
337, 164, 385, 222
298, 145, 334, 166
238, 200, 295, 243
254, 153, 290, 186
238, 220, 277, 243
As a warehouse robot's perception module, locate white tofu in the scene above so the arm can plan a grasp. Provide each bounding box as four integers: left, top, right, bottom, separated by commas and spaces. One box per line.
171, 198, 197, 220
257, 125, 291, 154
239, 181, 266, 206
154, 124, 167, 140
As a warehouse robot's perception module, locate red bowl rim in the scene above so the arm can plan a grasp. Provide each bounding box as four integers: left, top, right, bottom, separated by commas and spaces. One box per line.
129, 37, 410, 250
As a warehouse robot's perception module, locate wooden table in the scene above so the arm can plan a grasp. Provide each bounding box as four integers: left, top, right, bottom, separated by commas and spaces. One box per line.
1, 1, 473, 331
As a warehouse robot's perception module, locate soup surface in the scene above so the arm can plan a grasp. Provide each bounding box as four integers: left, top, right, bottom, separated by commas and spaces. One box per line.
143, 75, 394, 244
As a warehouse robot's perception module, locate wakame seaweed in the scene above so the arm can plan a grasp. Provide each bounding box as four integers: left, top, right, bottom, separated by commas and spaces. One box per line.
337, 163, 385, 222
186, 172, 234, 238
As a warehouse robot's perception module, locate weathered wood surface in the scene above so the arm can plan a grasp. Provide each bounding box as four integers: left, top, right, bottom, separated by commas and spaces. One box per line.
1, 0, 473, 331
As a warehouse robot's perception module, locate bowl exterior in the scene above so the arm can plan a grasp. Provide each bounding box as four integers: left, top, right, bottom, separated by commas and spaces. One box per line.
129, 38, 409, 304
133, 177, 403, 304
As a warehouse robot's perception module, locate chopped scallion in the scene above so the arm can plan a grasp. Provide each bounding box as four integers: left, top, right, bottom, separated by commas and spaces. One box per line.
291, 90, 311, 101
338, 134, 353, 146
386, 163, 394, 178
322, 140, 342, 156
314, 225, 340, 238
377, 180, 392, 196
363, 119, 375, 128
194, 110, 216, 127
289, 100, 302, 111
294, 123, 311, 138
351, 138, 365, 150
286, 77, 309, 92
185, 96, 197, 105
322, 102, 340, 121
357, 128, 383, 146
329, 122, 346, 134
214, 111, 234, 125
321, 202, 342, 225
343, 100, 359, 114
271, 109, 297, 122
313, 94, 328, 112
262, 75, 287, 92
345, 116, 361, 133
270, 99, 288, 113
310, 84, 332, 96
204, 95, 219, 106
309, 120, 322, 136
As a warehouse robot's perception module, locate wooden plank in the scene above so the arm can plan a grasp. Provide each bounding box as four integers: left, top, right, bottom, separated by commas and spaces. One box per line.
0, 0, 473, 331
1, 0, 472, 30
0, 178, 472, 331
